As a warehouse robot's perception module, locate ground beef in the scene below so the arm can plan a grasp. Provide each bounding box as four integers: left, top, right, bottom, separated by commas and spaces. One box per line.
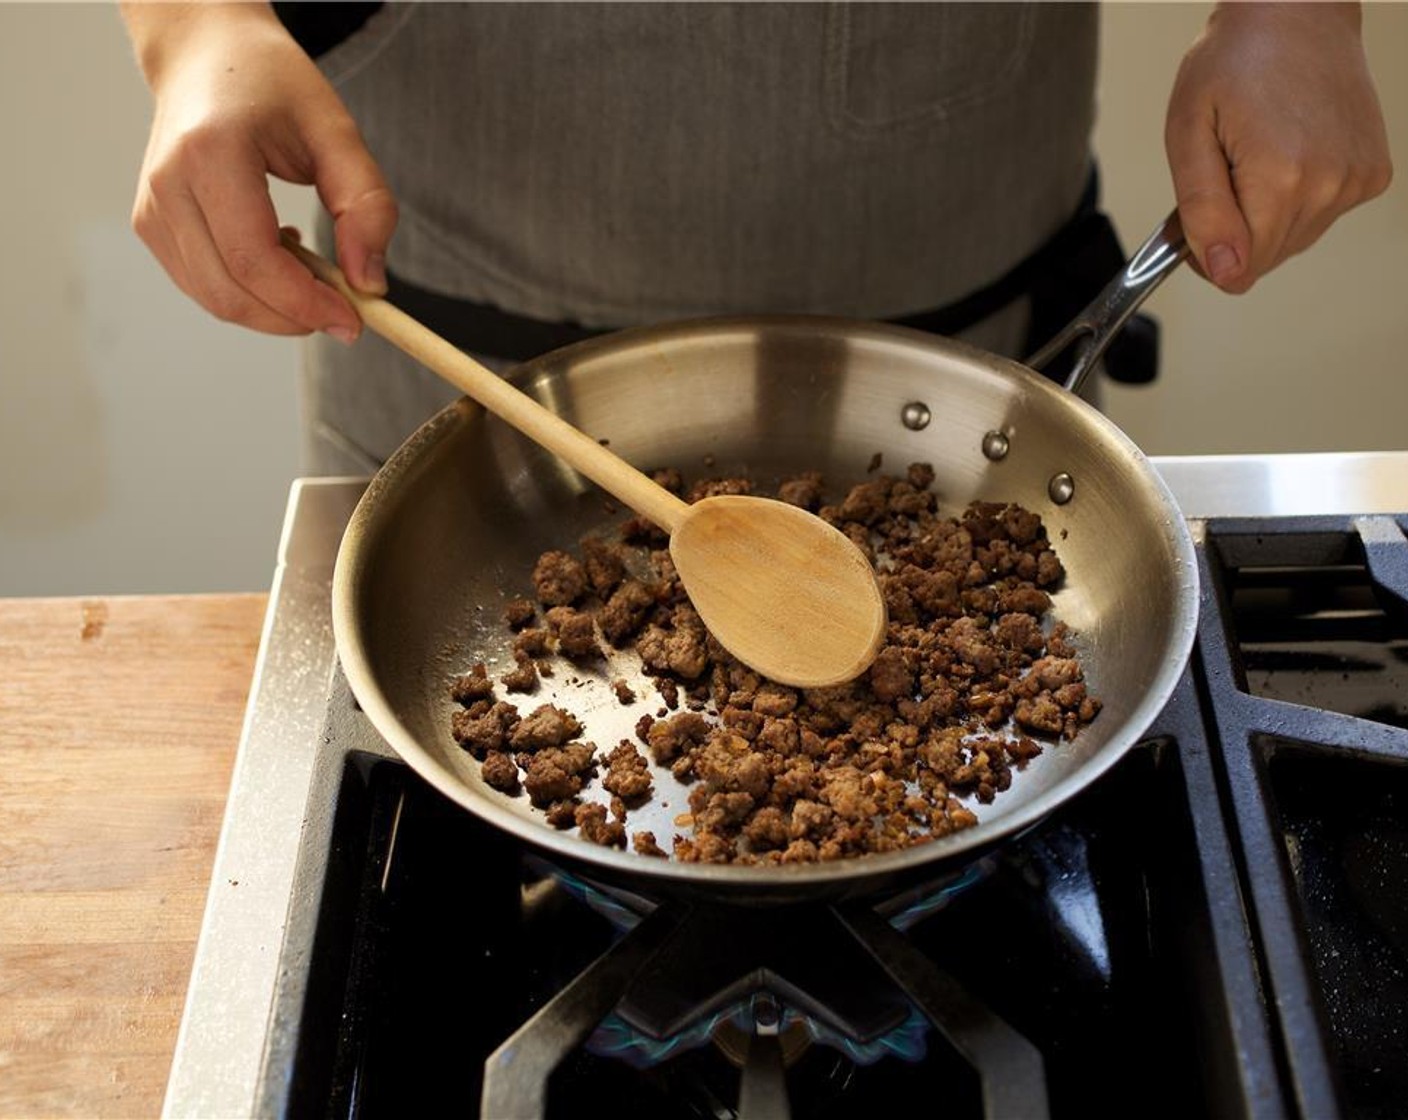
777, 471, 825, 511
655, 678, 681, 711
450, 701, 520, 757
742, 806, 791, 851
837, 478, 891, 525
509, 704, 583, 752
998, 585, 1052, 617
994, 612, 1046, 655
621, 515, 668, 547
653, 467, 684, 494
544, 799, 579, 829
599, 579, 656, 646
867, 646, 914, 703
522, 742, 597, 807
532, 550, 589, 607
513, 628, 550, 659
501, 653, 539, 694
644, 710, 712, 764
504, 598, 537, 630
545, 606, 602, 660
521, 758, 578, 806
449, 462, 1100, 862
686, 476, 753, 503
575, 801, 627, 848
752, 684, 799, 718
480, 750, 520, 793
602, 741, 653, 803
636, 607, 710, 680
580, 537, 627, 598
1030, 656, 1083, 691
449, 663, 495, 705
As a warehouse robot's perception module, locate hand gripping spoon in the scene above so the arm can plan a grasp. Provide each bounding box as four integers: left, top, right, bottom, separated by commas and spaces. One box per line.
284, 235, 887, 688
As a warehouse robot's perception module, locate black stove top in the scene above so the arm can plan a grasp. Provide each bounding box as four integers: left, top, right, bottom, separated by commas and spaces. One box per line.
257, 512, 1408, 1120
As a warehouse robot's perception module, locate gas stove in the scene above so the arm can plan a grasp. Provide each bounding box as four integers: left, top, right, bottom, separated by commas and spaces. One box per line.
163, 453, 1408, 1120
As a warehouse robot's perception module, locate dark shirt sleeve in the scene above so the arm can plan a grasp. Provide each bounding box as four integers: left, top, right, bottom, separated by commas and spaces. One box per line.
271, 2, 382, 59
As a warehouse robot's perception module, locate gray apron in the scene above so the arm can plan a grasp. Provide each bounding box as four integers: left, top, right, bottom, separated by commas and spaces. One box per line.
302, 1, 1099, 474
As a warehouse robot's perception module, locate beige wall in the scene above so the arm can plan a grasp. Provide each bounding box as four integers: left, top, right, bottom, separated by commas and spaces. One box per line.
1, 2, 1405, 595
0, 3, 314, 595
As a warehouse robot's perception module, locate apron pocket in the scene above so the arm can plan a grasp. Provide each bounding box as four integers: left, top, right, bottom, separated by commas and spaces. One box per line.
825, 1, 1037, 136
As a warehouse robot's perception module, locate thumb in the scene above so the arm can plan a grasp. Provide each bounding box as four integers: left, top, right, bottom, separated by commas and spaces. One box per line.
1166, 109, 1253, 293
312, 127, 398, 296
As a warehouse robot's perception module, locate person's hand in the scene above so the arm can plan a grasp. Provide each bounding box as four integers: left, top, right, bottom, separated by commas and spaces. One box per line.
1165, 2, 1391, 294
122, 2, 396, 339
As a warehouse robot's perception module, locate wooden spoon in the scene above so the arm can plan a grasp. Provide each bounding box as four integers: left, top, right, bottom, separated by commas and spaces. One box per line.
284, 234, 887, 688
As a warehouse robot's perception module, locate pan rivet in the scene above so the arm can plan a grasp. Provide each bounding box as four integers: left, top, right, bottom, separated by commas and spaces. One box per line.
981, 431, 1010, 461
1049, 472, 1075, 504
901, 401, 931, 430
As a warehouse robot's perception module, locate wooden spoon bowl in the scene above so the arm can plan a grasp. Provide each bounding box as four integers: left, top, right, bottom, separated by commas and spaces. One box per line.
284, 234, 887, 687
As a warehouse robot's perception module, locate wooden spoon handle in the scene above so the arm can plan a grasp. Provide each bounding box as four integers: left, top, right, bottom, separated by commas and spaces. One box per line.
283, 233, 689, 532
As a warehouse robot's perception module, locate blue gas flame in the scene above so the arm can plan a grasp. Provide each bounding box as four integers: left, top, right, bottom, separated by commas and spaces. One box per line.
586, 1000, 930, 1069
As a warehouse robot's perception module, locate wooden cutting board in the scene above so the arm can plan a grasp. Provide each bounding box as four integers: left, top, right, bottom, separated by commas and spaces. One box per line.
0, 594, 265, 1119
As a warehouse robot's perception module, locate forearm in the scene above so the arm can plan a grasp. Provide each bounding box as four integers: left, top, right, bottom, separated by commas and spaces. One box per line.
1208, 1, 1361, 39
120, 2, 286, 90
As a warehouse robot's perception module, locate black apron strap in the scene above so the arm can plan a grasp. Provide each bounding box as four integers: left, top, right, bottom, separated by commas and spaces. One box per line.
891, 167, 1158, 385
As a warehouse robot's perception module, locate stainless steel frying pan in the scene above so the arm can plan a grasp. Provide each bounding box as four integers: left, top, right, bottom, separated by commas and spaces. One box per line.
332, 215, 1197, 903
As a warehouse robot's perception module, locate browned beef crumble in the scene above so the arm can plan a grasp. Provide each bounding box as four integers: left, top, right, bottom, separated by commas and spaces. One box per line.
449, 662, 495, 704
521, 742, 597, 806
544, 606, 602, 660
504, 597, 537, 630
544, 799, 579, 829
532, 550, 589, 607
450, 700, 520, 758
599, 580, 656, 646
513, 628, 550, 658
602, 741, 653, 803
777, 470, 824, 511
480, 750, 520, 793
579, 537, 627, 598
509, 704, 583, 751
448, 464, 1100, 861
575, 801, 626, 848
501, 653, 539, 694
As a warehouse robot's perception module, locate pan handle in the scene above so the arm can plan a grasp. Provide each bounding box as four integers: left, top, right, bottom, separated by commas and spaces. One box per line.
1026, 210, 1189, 396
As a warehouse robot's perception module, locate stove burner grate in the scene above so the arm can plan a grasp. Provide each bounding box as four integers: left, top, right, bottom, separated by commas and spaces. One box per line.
1200, 514, 1408, 1119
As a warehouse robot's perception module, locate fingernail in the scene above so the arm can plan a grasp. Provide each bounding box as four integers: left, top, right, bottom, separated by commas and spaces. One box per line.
326, 325, 358, 345
364, 253, 387, 295
1207, 243, 1241, 285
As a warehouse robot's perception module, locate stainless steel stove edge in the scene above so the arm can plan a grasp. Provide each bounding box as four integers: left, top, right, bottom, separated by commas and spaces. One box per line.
1151, 450, 1408, 518
162, 479, 364, 1120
